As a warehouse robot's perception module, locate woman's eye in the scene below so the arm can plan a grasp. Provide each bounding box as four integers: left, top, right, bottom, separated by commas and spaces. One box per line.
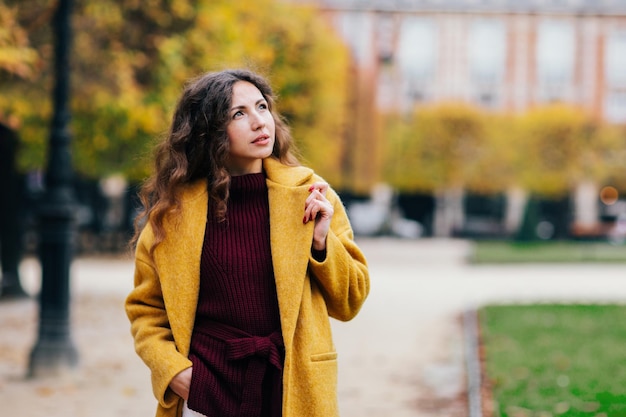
259, 103, 268, 110
233, 110, 243, 119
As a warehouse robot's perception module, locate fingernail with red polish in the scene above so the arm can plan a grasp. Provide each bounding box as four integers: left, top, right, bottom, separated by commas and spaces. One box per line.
303, 216, 307, 224
309, 185, 314, 192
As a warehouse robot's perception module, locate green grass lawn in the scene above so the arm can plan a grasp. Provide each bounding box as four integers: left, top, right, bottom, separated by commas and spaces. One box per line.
479, 304, 626, 417
470, 241, 626, 264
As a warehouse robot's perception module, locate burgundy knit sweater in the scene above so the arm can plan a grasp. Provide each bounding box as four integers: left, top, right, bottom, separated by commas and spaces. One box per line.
187, 173, 284, 417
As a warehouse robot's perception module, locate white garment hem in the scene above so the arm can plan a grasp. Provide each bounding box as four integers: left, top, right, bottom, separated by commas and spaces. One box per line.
182, 401, 208, 417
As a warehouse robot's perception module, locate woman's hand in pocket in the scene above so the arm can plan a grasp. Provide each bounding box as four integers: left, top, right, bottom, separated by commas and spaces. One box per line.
169, 367, 192, 400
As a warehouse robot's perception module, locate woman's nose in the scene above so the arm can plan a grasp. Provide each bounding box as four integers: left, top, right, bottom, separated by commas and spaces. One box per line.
251, 111, 266, 129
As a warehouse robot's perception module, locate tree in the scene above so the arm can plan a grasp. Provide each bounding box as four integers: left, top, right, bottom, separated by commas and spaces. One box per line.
0, 4, 37, 79
593, 123, 626, 191
382, 102, 489, 235
514, 104, 598, 196
383, 102, 488, 192
511, 105, 619, 240
0, 0, 349, 184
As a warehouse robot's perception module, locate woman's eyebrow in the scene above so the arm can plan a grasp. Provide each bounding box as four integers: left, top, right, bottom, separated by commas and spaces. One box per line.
230, 98, 266, 112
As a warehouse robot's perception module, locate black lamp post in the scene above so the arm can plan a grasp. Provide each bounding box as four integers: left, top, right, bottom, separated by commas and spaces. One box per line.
28, 0, 78, 377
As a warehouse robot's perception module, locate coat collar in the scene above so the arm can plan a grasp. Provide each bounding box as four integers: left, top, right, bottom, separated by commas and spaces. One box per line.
263, 156, 314, 186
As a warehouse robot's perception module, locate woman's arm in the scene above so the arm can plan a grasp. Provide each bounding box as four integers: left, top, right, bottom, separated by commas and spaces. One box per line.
125, 232, 193, 407
304, 183, 370, 321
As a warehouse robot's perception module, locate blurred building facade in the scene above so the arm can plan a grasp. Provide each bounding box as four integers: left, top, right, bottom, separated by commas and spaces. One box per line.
294, 0, 626, 239
303, 0, 626, 120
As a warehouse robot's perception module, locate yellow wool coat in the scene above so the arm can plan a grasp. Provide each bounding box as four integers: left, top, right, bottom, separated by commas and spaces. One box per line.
125, 157, 370, 417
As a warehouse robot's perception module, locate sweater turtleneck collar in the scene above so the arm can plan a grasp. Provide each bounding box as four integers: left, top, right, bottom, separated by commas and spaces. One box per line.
229, 172, 267, 198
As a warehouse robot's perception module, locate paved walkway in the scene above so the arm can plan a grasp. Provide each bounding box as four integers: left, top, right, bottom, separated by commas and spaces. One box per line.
2, 238, 626, 417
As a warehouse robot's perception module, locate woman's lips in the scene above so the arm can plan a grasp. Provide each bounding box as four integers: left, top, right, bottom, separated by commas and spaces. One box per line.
253, 134, 270, 144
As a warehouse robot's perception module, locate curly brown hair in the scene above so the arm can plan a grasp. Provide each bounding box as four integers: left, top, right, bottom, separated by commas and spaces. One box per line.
131, 69, 300, 253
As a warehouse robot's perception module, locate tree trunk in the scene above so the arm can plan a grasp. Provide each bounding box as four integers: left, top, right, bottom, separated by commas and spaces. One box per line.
0, 123, 28, 299
433, 187, 465, 237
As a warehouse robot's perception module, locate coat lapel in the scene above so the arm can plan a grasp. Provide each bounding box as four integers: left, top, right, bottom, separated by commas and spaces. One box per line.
154, 181, 208, 356
264, 158, 315, 348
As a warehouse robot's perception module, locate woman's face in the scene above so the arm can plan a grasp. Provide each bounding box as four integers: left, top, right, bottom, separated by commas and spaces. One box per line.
225, 81, 276, 175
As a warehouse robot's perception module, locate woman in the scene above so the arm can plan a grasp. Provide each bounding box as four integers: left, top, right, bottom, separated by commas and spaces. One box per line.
126, 69, 370, 417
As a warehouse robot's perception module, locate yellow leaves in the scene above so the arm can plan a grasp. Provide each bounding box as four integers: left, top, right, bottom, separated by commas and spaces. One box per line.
470, 113, 520, 193
170, 0, 195, 20
2, 0, 349, 183
382, 113, 425, 191
0, 47, 38, 77
180, 0, 293, 72
414, 102, 485, 166
83, 1, 123, 27
141, 0, 175, 27
383, 102, 491, 192
0, 4, 39, 78
514, 104, 600, 195
61, 88, 167, 180
382, 102, 626, 197
92, 133, 109, 151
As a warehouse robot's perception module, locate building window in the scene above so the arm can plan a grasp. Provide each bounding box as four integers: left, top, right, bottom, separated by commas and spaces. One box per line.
469, 19, 506, 108
604, 29, 626, 123
469, 19, 506, 85
335, 11, 374, 66
606, 30, 626, 88
536, 19, 575, 100
397, 17, 437, 105
605, 92, 626, 124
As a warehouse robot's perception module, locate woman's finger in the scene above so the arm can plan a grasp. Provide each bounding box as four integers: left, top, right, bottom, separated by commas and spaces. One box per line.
304, 182, 332, 224
308, 182, 328, 195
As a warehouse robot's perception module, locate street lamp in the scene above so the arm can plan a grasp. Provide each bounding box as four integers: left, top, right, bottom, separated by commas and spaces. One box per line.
28, 0, 79, 377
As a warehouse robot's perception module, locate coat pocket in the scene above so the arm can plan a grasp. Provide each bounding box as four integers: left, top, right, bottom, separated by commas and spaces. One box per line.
304, 351, 340, 416
310, 351, 338, 362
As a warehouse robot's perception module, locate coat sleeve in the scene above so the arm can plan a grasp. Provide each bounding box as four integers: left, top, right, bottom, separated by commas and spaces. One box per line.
308, 188, 370, 321
125, 227, 192, 408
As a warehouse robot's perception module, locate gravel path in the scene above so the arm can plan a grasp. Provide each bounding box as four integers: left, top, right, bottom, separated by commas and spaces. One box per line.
2, 238, 625, 417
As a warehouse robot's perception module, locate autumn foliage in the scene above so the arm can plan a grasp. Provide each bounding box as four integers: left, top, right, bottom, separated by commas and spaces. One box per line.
2, 1, 625, 199
382, 103, 626, 197
0, 0, 349, 183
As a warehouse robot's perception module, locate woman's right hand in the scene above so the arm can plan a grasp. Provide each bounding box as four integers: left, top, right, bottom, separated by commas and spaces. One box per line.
169, 367, 192, 400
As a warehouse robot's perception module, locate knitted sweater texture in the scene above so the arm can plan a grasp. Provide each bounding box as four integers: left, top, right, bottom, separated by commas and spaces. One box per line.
187, 173, 283, 417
